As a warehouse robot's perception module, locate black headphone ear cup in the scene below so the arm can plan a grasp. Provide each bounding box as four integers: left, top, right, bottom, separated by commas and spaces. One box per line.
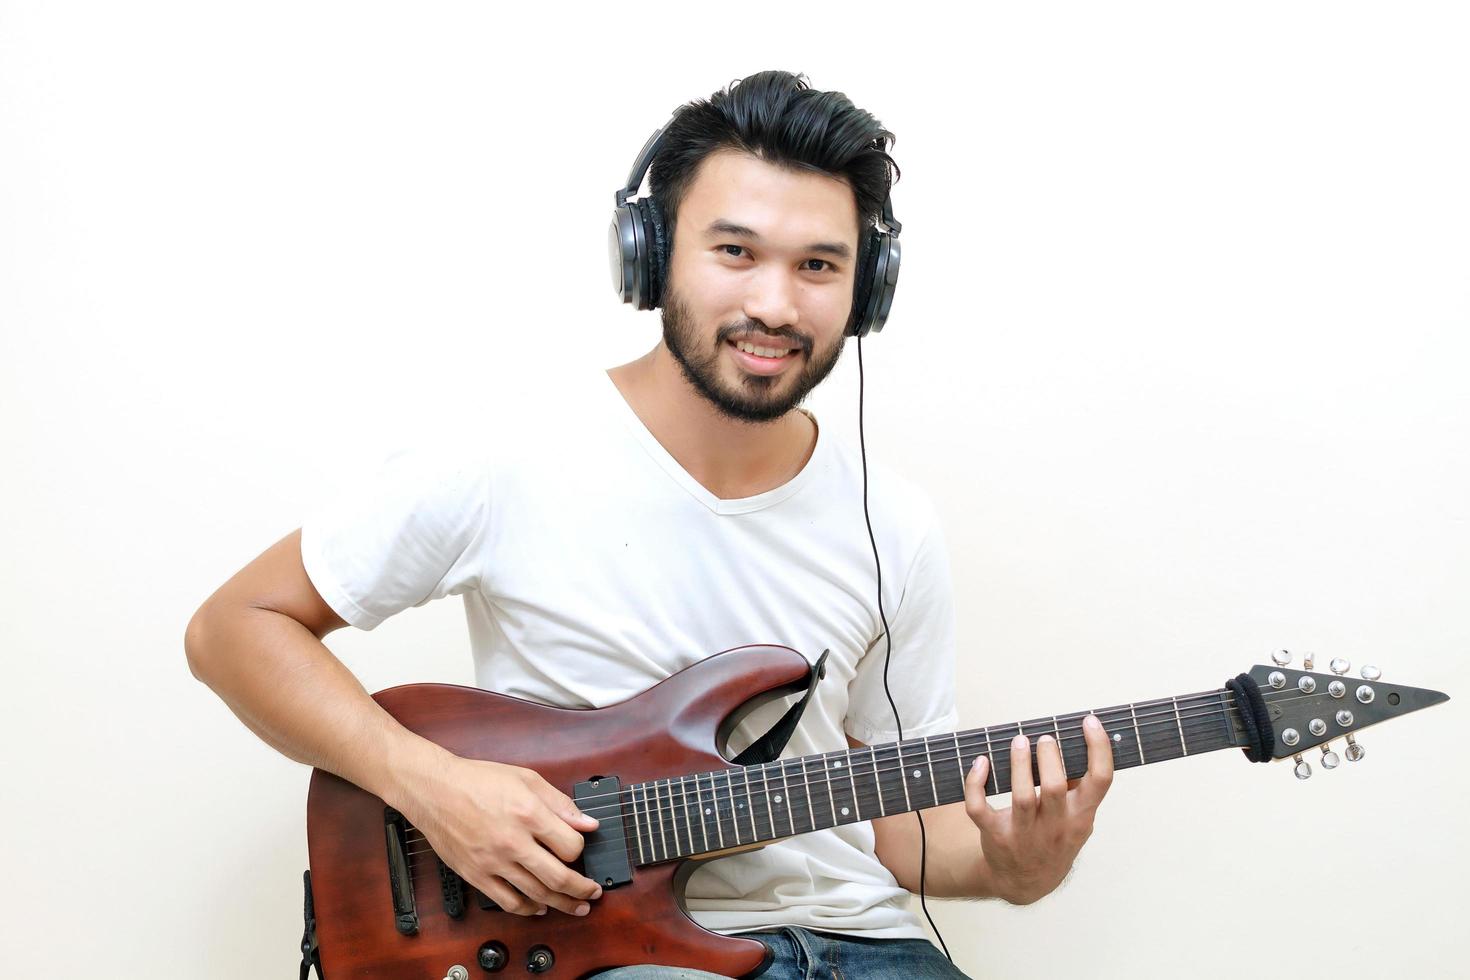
644, 197, 670, 310
847, 228, 881, 337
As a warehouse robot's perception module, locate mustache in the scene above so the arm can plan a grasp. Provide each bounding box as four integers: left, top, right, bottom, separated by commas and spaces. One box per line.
717, 322, 811, 354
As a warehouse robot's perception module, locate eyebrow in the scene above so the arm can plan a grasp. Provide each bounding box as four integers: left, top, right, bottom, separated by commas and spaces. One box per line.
703, 219, 853, 260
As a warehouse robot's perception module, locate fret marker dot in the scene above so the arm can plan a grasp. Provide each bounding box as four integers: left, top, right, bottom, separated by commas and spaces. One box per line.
912, 769, 922, 779
774, 795, 783, 804
737, 802, 745, 809
840, 807, 850, 816
705, 808, 712, 815
833, 761, 843, 768
1112, 733, 1122, 743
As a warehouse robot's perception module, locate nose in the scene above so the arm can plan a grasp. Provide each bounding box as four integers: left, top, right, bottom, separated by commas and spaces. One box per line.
742, 265, 801, 333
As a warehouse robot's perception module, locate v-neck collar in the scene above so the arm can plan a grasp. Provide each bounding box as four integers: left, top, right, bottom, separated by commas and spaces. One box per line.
600, 369, 827, 516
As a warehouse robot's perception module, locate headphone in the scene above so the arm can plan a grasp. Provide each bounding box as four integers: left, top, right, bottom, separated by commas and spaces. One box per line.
608, 112, 903, 339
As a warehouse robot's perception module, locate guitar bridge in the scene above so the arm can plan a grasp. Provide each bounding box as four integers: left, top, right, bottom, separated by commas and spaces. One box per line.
383, 808, 419, 935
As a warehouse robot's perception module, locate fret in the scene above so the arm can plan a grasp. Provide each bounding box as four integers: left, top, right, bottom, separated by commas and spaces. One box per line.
980, 726, 998, 795
1171, 696, 1189, 755
651, 779, 668, 860
668, 778, 687, 857
717, 770, 742, 846
700, 772, 725, 850
661, 781, 676, 858
985, 721, 1020, 795
1054, 711, 1091, 781
826, 751, 858, 825
921, 736, 941, 806
741, 769, 759, 842
783, 757, 814, 836
874, 741, 908, 815
630, 783, 648, 865
895, 738, 919, 811
1097, 705, 1142, 770
679, 776, 696, 854
845, 748, 862, 821
692, 772, 710, 854
800, 755, 819, 831
950, 732, 968, 789
861, 744, 885, 817
1129, 703, 1148, 765
1137, 699, 1186, 763
774, 758, 795, 836
926, 733, 963, 804
749, 763, 775, 842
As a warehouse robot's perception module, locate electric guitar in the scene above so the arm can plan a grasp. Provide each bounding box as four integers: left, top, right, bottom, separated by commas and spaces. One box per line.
302, 644, 1447, 978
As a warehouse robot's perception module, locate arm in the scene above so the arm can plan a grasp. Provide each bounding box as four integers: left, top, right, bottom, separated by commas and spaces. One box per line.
184, 528, 602, 917
852, 720, 1114, 905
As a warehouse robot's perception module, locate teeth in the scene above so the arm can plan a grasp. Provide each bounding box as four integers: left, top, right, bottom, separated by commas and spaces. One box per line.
735, 341, 791, 358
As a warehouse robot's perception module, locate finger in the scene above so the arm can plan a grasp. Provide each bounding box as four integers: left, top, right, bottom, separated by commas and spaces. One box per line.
1035, 734, 1067, 811
530, 801, 592, 864
471, 873, 542, 917
1009, 735, 1037, 821
1073, 714, 1115, 810
503, 863, 592, 918
963, 756, 999, 831
526, 775, 601, 833
519, 844, 603, 904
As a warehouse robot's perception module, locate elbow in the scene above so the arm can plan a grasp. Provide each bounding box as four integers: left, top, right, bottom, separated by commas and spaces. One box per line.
184, 607, 216, 683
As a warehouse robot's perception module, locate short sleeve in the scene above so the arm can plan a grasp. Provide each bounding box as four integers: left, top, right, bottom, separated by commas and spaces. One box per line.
298, 443, 490, 631
844, 514, 960, 744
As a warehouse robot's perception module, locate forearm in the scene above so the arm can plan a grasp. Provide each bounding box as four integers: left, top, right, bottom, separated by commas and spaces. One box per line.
871, 801, 1005, 900
184, 603, 448, 811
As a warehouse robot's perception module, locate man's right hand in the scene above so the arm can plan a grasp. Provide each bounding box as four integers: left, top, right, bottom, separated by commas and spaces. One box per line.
399, 754, 605, 917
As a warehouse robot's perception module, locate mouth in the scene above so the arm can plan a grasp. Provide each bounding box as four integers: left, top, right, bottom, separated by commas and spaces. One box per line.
726, 339, 801, 376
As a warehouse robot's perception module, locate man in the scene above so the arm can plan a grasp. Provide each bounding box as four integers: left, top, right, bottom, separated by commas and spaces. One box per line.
185, 70, 1113, 979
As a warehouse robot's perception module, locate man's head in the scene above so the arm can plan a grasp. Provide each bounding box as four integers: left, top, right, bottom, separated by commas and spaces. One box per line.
648, 71, 900, 424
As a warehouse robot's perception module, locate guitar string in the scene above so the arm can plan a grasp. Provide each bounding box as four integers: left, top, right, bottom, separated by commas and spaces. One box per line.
399, 684, 1349, 860
398, 692, 1253, 859
401, 683, 1308, 826
398, 705, 1240, 872
399, 683, 1325, 856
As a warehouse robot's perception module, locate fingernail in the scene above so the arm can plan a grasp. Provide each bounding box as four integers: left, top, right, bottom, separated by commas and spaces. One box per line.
591, 886, 603, 899
1039, 734, 1054, 745
575, 903, 590, 916
1013, 734, 1028, 748
972, 756, 988, 772
1084, 715, 1101, 731
535, 907, 548, 916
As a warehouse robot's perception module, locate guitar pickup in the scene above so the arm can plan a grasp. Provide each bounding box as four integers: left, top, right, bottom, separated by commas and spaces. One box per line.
574, 776, 632, 890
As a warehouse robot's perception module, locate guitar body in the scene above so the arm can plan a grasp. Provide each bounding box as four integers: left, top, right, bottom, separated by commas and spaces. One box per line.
306, 644, 813, 979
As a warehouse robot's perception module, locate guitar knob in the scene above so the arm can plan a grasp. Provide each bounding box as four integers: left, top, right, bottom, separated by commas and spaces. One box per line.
1360, 665, 1382, 681
1320, 745, 1340, 769
1271, 649, 1292, 666
527, 946, 555, 975
443, 967, 469, 980
477, 942, 508, 972
1345, 733, 1366, 762
1293, 754, 1312, 780
1330, 658, 1350, 675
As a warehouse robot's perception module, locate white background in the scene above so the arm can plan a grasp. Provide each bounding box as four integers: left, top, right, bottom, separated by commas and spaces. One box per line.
3, 2, 1467, 977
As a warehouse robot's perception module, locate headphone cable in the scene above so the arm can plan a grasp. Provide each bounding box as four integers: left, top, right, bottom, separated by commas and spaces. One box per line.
855, 334, 953, 962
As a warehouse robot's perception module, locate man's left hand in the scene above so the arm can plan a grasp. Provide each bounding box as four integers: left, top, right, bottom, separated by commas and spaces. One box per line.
962, 713, 1114, 905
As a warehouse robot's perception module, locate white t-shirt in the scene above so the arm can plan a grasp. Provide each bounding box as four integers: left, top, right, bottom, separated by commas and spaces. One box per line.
299, 369, 959, 939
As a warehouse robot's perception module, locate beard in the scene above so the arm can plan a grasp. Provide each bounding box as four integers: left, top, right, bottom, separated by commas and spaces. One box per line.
659, 284, 846, 424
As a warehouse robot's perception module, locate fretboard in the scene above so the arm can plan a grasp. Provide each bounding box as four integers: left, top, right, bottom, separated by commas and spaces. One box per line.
625, 687, 1246, 865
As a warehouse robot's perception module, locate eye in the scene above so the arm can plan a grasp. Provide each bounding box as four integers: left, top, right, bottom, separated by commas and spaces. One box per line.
720, 244, 747, 258
803, 259, 833, 272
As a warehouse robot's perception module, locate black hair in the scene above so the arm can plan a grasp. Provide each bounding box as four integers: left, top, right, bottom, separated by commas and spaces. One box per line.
648, 70, 900, 264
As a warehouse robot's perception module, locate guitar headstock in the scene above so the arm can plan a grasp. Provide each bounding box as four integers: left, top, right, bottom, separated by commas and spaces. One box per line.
1245, 650, 1449, 779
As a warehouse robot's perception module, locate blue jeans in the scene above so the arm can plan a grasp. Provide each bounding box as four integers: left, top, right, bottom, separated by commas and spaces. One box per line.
588, 925, 971, 979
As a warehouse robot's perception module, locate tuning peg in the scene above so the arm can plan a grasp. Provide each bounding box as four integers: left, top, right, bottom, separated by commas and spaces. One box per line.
1320, 744, 1340, 769
1293, 754, 1312, 780
1330, 658, 1350, 675
1303, 651, 1316, 670
1271, 649, 1292, 666
1345, 733, 1365, 762
1360, 665, 1382, 681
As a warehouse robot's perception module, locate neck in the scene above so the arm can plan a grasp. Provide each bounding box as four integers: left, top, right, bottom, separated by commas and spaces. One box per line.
626, 686, 1247, 865
607, 348, 816, 499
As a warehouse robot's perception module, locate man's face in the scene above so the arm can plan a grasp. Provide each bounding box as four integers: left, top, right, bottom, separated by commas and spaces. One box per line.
659, 148, 860, 424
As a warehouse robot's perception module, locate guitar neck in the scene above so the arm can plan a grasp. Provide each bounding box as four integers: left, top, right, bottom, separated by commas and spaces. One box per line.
626, 686, 1246, 865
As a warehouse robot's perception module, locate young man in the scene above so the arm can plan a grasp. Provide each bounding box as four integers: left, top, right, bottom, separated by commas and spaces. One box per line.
185, 70, 1113, 979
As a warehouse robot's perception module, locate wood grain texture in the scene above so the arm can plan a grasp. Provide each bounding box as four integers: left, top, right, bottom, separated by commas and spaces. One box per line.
306, 643, 812, 978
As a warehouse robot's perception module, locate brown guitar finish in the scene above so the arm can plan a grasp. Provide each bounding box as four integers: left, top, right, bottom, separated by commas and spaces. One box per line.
306, 644, 813, 979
